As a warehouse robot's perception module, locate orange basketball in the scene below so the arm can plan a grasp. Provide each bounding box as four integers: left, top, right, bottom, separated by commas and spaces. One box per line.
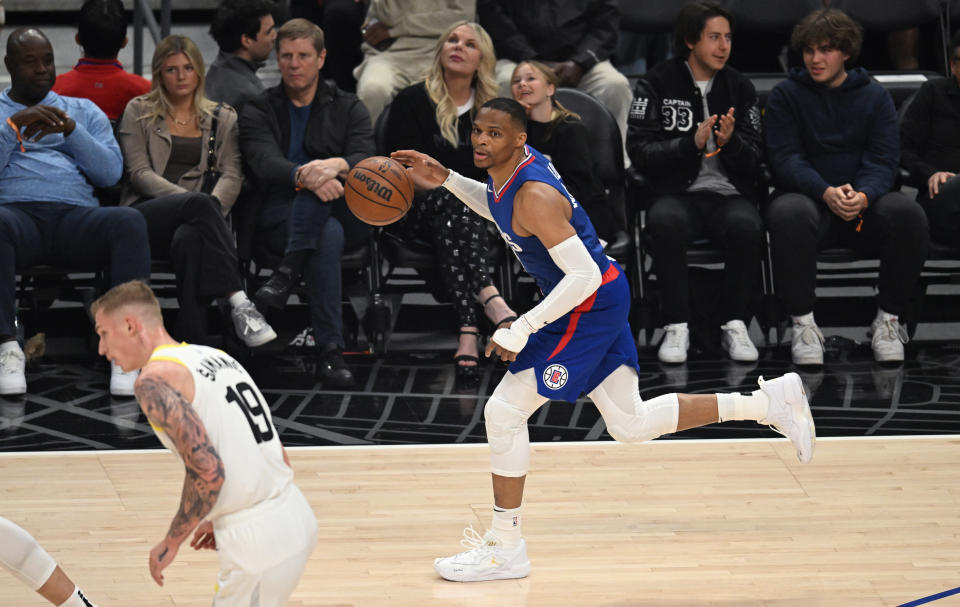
344, 156, 415, 226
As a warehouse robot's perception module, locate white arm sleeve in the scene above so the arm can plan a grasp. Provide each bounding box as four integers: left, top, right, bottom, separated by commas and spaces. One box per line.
493, 234, 603, 352
442, 170, 493, 221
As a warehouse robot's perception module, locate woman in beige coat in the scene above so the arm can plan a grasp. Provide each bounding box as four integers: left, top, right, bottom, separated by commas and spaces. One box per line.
119, 35, 274, 347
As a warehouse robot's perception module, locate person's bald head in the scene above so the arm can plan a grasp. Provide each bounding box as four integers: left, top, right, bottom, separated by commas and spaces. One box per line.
6, 27, 51, 58
4, 28, 57, 105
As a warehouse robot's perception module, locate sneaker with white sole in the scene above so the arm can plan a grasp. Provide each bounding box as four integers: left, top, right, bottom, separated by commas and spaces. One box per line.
434, 525, 531, 582
720, 319, 758, 362
758, 372, 816, 464
658, 322, 689, 363
868, 315, 907, 362
110, 362, 138, 397
231, 300, 277, 348
0, 341, 26, 395
791, 322, 825, 366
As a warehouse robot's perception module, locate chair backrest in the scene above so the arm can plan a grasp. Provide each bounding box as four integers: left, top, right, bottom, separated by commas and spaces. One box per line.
554, 88, 627, 226
618, 0, 685, 34
830, 0, 943, 30
723, 0, 821, 31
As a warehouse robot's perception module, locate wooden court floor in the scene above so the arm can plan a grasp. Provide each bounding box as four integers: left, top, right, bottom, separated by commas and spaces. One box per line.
2, 437, 960, 607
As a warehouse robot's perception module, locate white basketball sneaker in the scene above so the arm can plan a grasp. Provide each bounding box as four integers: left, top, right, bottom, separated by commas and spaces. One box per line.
758, 372, 816, 464
434, 525, 531, 582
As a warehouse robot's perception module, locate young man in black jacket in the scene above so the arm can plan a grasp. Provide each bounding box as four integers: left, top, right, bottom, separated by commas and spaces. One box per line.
901, 31, 960, 246
239, 18, 375, 386
765, 8, 928, 366
627, 2, 764, 364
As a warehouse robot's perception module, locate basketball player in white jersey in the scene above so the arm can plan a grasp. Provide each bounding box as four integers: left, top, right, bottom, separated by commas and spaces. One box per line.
1, 516, 98, 606
91, 280, 318, 606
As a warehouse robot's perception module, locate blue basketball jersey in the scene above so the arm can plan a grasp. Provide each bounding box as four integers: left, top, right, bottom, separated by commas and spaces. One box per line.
486, 145, 639, 402
487, 145, 610, 295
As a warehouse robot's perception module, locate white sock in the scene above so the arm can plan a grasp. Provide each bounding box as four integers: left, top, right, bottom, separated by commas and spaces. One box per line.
792, 312, 815, 327
717, 390, 769, 422
58, 586, 96, 607
227, 291, 250, 308
491, 505, 522, 550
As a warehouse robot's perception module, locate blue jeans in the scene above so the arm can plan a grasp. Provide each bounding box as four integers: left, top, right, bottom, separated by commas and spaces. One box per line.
257, 191, 369, 348
0, 201, 151, 337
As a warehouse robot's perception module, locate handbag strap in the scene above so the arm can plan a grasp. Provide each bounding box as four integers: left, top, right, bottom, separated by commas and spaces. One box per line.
206, 103, 221, 171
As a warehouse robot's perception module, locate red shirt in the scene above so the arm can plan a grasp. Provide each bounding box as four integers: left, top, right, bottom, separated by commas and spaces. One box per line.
53, 58, 151, 121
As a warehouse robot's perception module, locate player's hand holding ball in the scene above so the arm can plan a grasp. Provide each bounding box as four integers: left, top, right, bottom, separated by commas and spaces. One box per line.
390, 149, 451, 190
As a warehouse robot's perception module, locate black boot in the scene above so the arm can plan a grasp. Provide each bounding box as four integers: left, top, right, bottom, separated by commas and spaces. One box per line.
255, 265, 299, 311
317, 342, 355, 388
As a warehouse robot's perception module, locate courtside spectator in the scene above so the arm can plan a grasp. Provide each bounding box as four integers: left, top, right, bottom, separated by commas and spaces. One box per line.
206, 0, 277, 111
764, 8, 929, 365
52, 0, 150, 122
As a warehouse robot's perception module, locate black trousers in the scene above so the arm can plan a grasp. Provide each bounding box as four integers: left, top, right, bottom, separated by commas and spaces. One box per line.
765, 191, 929, 317
132, 192, 243, 342
918, 174, 960, 244
644, 191, 764, 324
0, 201, 151, 338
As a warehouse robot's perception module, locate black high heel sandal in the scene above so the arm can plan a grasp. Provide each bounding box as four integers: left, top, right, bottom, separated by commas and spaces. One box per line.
481, 294, 518, 330
454, 329, 481, 387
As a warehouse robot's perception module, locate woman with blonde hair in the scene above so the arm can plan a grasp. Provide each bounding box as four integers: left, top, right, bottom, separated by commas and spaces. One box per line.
386, 21, 517, 385
511, 60, 618, 242
119, 35, 275, 347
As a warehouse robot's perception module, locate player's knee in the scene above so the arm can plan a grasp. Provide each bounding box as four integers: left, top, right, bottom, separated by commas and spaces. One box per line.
604, 407, 659, 444
484, 395, 530, 456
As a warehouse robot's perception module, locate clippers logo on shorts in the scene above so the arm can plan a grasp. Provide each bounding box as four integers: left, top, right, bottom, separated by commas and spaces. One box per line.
542, 364, 569, 390
661, 98, 694, 132
629, 96, 649, 120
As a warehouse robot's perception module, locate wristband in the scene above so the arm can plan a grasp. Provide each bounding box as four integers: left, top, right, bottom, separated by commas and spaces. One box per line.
6, 117, 24, 152
491, 315, 535, 354
855, 192, 868, 232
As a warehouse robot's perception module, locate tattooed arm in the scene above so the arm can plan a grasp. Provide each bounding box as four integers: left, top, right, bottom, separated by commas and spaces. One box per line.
134, 362, 225, 586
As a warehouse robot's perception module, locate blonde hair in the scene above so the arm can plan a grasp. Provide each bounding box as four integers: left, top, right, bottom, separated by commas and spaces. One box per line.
513, 60, 580, 129
91, 280, 163, 327
139, 35, 216, 123
424, 21, 498, 147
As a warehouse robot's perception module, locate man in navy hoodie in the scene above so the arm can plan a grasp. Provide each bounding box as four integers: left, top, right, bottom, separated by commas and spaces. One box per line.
764, 8, 928, 366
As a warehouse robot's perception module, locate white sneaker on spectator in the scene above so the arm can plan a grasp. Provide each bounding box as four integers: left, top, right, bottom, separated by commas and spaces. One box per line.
434, 526, 531, 582
231, 300, 277, 348
758, 372, 816, 464
869, 311, 907, 362
658, 322, 689, 363
0, 341, 26, 395
720, 319, 758, 361
791, 318, 825, 366
110, 362, 138, 397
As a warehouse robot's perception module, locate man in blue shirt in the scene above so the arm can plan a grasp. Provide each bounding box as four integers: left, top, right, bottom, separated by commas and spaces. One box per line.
0, 28, 151, 396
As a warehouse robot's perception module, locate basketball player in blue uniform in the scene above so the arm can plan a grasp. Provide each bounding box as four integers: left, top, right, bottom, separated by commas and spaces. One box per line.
392, 98, 816, 583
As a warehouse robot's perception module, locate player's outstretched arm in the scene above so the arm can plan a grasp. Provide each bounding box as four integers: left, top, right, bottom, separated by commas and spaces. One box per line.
391, 149, 494, 221
487, 183, 602, 361
134, 366, 225, 586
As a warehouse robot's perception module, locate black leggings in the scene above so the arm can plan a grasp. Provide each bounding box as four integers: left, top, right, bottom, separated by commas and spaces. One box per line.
390, 187, 495, 328
132, 192, 243, 342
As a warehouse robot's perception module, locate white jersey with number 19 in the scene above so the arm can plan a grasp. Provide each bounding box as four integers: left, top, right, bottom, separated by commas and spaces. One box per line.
147, 343, 293, 522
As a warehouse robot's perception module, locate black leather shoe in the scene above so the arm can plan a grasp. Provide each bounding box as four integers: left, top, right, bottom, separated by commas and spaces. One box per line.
255, 266, 297, 311
317, 343, 355, 388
